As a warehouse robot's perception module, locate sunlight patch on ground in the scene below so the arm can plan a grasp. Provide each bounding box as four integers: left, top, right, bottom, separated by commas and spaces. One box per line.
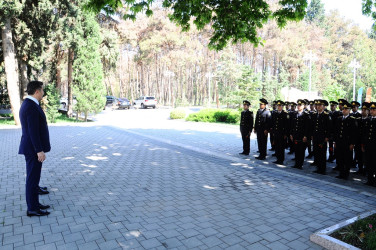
62, 156, 75, 160
113, 153, 122, 156
81, 164, 98, 168
203, 185, 218, 190
244, 180, 254, 186
127, 231, 141, 237
86, 155, 108, 161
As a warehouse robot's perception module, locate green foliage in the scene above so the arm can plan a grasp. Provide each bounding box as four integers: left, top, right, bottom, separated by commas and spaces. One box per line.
87, 0, 308, 50
170, 108, 186, 119
306, 0, 325, 25
331, 214, 376, 249
55, 114, 85, 123
0, 115, 14, 125
0, 0, 24, 24
73, 11, 106, 119
364, 231, 376, 250
322, 83, 346, 101
43, 84, 61, 123
186, 109, 240, 124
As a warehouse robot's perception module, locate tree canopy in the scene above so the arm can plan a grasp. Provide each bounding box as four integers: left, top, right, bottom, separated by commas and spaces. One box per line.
87, 0, 308, 50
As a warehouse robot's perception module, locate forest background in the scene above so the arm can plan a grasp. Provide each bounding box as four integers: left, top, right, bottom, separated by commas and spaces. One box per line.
1, 0, 376, 124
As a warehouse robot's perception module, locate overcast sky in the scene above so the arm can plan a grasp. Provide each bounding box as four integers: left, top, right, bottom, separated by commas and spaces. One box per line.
322, 0, 374, 30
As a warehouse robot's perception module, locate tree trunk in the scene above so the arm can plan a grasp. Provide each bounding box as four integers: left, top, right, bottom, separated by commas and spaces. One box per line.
2, 18, 21, 125
67, 48, 74, 117
19, 59, 28, 99
55, 44, 63, 93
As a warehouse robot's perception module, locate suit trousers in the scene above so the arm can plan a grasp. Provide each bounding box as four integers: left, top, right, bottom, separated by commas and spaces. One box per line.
294, 141, 306, 168
25, 154, 42, 211
313, 141, 327, 173
256, 130, 268, 158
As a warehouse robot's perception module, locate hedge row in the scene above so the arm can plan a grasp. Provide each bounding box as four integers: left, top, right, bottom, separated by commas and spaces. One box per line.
186, 109, 240, 124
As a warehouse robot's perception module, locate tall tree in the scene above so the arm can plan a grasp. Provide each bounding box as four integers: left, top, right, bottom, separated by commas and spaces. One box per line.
73, 11, 106, 121
306, 0, 325, 25
0, 0, 24, 125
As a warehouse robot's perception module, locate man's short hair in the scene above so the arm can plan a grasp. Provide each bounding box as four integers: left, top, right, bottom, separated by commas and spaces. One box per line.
26, 81, 43, 95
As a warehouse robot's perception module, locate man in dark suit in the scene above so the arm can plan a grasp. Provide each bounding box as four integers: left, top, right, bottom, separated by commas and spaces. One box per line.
254, 98, 271, 160
239, 100, 254, 156
19, 81, 51, 216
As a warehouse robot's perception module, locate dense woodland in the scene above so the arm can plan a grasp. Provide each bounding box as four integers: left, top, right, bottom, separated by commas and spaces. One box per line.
1, 0, 376, 122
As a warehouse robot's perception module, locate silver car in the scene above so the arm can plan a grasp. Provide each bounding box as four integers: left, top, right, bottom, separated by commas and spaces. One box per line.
133, 96, 157, 109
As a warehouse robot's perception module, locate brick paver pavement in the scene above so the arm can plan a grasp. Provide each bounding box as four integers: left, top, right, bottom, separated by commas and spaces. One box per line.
1, 113, 375, 249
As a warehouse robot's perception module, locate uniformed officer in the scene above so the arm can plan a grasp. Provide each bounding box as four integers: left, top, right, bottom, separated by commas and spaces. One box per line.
306, 100, 316, 159
290, 99, 311, 169
311, 99, 332, 175
333, 101, 357, 180
350, 101, 362, 169
271, 100, 290, 165
357, 102, 370, 175
287, 102, 297, 155
239, 100, 254, 156
328, 101, 341, 162
269, 101, 277, 151
285, 102, 291, 112
254, 98, 271, 160
361, 102, 376, 186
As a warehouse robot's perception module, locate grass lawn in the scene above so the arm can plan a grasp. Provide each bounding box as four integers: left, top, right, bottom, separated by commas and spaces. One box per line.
0, 114, 89, 126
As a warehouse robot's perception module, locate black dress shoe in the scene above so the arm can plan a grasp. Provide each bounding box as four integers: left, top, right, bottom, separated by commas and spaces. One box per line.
39, 186, 48, 191
335, 175, 347, 180
239, 152, 249, 156
310, 162, 317, 166
39, 204, 50, 210
255, 156, 266, 160
27, 210, 50, 217
38, 188, 49, 195
306, 154, 313, 159
273, 161, 283, 165
313, 170, 326, 175
287, 152, 294, 155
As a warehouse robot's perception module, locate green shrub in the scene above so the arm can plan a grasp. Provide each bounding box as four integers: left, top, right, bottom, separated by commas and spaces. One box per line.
186, 109, 240, 124
170, 108, 186, 119
364, 231, 376, 250
43, 84, 61, 123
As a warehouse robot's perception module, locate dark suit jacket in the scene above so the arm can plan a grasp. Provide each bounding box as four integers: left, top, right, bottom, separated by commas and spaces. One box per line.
18, 98, 51, 155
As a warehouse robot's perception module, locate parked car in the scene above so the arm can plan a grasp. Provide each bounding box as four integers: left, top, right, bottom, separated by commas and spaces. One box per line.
59, 96, 76, 111
133, 96, 157, 109
103, 96, 118, 110
117, 98, 131, 109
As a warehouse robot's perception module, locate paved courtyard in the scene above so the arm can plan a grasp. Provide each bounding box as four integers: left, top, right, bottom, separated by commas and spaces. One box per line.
1, 108, 375, 249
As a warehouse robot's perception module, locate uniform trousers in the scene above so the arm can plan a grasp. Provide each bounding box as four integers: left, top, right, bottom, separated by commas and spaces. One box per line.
313, 141, 327, 173
336, 142, 352, 178
256, 130, 268, 158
